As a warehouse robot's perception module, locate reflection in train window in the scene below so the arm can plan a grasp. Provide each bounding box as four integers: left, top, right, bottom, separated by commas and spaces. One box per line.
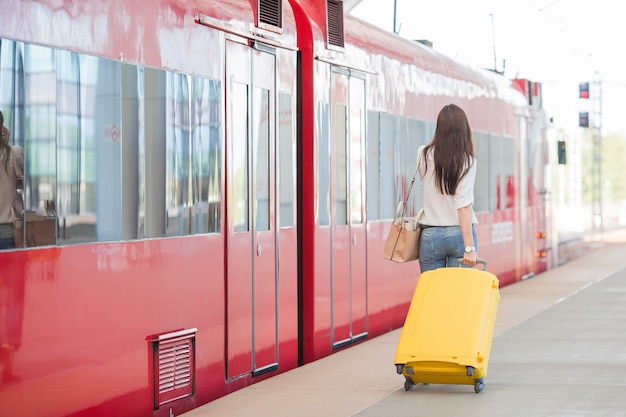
335, 103, 347, 226
192, 77, 222, 234
349, 106, 363, 225
254, 87, 270, 232
278, 93, 294, 228
0, 37, 224, 249
165, 72, 192, 237
365, 110, 381, 221
232, 82, 250, 233
317, 101, 330, 227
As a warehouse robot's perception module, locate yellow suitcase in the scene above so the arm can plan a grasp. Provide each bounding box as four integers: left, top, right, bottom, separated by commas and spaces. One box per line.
394, 259, 500, 393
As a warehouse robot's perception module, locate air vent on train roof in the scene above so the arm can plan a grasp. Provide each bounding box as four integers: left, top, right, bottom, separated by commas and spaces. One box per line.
327, 0, 345, 48
259, 0, 282, 28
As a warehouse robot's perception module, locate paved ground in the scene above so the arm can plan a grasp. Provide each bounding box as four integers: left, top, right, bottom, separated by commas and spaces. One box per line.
183, 228, 626, 417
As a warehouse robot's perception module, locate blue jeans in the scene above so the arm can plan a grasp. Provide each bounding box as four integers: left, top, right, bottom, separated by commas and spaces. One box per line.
419, 225, 477, 273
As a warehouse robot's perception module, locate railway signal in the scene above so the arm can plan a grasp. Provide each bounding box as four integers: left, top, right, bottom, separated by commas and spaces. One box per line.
557, 140, 567, 164
579, 82, 590, 99
578, 111, 589, 128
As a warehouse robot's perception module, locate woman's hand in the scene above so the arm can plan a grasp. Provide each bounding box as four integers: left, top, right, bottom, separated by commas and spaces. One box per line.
463, 250, 477, 267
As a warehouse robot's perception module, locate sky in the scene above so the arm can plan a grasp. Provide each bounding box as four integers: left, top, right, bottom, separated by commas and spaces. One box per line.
350, 0, 626, 136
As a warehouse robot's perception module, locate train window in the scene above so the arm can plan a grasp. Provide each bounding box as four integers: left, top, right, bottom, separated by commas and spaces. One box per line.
254, 87, 270, 232
121, 64, 143, 240
501, 136, 515, 209
335, 103, 348, 226
404, 118, 425, 213
350, 107, 363, 225
278, 93, 294, 228
488, 134, 503, 212
377, 113, 396, 220
473, 131, 489, 212
317, 101, 330, 227
366, 111, 381, 221
372, 114, 431, 222
164, 73, 192, 236
349, 77, 365, 225
0, 37, 224, 248
192, 77, 222, 234
57, 51, 103, 244
232, 82, 250, 232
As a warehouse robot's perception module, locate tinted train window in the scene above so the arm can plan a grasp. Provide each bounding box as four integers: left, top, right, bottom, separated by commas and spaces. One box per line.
232, 82, 250, 233
373, 113, 428, 221
335, 103, 347, 226
377, 113, 396, 220
192, 77, 222, 234
473, 132, 514, 213
317, 101, 330, 226
58, 51, 118, 243
165, 73, 192, 236
0, 38, 223, 249
473, 131, 489, 212
349, 76, 364, 225
254, 87, 270, 232
366, 111, 381, 221
499, 136, 515, 210
278, 93, 294, 228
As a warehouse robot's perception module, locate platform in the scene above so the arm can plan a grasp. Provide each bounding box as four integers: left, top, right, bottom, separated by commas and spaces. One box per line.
183, 228, 626, 417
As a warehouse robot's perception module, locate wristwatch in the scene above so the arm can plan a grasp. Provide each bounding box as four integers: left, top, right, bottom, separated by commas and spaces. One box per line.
464, 246, 476, 253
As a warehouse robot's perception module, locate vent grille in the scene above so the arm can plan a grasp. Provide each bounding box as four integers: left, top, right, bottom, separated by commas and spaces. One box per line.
159, 340, 192, 393
327, 0, 344, 47
259, 0, 282, 28
151, 329, 197, 409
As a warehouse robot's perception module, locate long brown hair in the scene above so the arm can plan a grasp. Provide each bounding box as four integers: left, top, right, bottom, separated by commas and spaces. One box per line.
0, 110, 11, 173
421, 104, 475, 195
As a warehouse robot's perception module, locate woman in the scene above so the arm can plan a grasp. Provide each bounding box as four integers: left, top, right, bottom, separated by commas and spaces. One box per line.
417, 104, 478, 272
0, 110, 24, 249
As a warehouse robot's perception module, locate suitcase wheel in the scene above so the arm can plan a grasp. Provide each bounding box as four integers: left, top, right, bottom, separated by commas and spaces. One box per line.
395, 364, 404, 375
404, 377, 414, 391
466, 366, 474, 377
474, 377, 485, 393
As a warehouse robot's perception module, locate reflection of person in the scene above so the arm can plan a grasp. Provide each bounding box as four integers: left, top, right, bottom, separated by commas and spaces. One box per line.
417, 104, 478, 273
0, 110, 24, 250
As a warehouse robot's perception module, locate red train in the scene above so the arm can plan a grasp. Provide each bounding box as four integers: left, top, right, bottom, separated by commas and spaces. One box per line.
0, 1, 549, 416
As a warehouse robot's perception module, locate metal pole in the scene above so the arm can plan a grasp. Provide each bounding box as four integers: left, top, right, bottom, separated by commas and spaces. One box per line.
490, 13, 497, 72
393, 0, 398, 33
591, 72, 603, 233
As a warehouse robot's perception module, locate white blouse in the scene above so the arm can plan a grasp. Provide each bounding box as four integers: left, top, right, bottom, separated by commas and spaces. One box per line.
416, 145, 478, 226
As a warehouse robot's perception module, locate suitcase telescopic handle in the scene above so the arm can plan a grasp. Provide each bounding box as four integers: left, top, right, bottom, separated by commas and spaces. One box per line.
457, 258, 487, 270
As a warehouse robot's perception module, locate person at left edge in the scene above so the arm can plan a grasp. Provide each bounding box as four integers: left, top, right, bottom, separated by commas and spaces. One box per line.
0, 110, 24, 250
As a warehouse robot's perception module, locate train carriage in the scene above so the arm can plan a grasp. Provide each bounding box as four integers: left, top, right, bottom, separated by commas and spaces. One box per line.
0, 1, 549, 416
293, 1, 548, 362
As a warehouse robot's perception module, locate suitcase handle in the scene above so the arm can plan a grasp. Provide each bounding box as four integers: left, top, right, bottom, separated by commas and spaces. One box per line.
457, 258, 487, 270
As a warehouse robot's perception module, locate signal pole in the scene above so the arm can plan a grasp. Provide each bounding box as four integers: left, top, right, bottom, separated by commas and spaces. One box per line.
579, 73, 603, 232
591, 73, 603, 232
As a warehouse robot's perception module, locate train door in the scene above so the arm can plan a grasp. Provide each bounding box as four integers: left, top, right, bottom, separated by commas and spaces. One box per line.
225, 40, 278, 378
330, 69, 367, 349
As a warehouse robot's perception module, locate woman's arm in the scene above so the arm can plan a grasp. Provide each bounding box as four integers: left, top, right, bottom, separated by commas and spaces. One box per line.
458, 205, 477, 266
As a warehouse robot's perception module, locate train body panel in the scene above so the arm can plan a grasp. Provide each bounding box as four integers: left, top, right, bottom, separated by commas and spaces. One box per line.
0, 0, 549, 415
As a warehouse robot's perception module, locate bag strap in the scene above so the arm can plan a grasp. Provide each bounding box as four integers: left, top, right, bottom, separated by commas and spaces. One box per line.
396, 164, 419, 221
